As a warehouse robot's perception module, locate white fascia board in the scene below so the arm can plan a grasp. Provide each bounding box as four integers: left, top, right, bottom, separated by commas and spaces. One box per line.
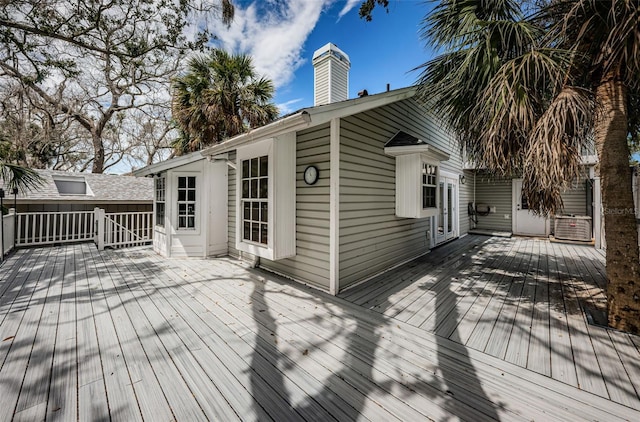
384, 144, 450, 161
201, 87, 417, 158
200, 112, 312, 157
308, 87, 416, 127
132, 151, 205, 177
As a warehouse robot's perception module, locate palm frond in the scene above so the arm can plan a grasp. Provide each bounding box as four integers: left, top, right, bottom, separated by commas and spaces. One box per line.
0, 161, 43, 194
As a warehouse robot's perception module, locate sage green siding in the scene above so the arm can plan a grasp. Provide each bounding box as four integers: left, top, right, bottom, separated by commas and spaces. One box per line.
560, 177, 590, 215
474, 176, 513, 232
459, 170, 475, 236
338, 98, 467, 289
228, 151, 238, 258
259, 124, 332, 290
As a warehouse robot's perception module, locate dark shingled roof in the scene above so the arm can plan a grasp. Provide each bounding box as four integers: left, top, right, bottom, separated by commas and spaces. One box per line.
384, 130, 429, 148
0, 169, 153, 203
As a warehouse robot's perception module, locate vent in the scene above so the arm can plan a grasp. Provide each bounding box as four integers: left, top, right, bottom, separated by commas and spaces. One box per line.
554, 215, 592, 241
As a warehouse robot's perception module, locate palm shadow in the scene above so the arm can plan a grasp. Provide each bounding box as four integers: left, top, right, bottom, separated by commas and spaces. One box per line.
247, 264, 502, 420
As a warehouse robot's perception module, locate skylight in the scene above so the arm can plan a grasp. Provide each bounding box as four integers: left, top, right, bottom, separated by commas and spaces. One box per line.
53, 176, 92, 196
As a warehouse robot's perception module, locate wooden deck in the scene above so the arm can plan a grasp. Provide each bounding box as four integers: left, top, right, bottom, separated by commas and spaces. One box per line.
341, 235, 640, 410
0, 239, 638, 421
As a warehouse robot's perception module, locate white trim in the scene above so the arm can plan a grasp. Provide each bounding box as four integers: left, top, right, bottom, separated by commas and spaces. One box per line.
384, 144, 450, 161
435, 169, 459, 245
236, 139, 273, 259
202, 113, 311, 157
201, 87, 416, 158
133, 150, 205, 176
329, 117, 340, 295
235, 136, 296, 260
511, 179, 550, 236
174, 172, 200, 234
593, 176, 602, 248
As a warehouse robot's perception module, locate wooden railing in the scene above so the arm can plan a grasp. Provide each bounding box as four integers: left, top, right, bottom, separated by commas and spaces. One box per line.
1, 210, 16, 260
16, 210, 95, 246
96, 209, 153, 249
12, 208, 153, 250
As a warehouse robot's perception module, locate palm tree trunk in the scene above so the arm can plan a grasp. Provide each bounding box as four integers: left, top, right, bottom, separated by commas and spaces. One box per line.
595, 70, 640, 334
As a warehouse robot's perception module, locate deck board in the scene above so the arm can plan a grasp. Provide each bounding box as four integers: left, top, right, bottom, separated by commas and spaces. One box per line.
47, 246, 79, 422
341, 235, 640, 408
0, 238, 639, 421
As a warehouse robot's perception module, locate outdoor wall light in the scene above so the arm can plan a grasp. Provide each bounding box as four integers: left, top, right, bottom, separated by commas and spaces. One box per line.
459, 175, 466, 185
0, 188, 5, 199
12, 188, 17, 195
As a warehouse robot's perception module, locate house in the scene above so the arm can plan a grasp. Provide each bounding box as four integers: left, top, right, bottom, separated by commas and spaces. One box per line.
0, 169, 153, 213
134, 43, 602, 295
468, 157, 602, 247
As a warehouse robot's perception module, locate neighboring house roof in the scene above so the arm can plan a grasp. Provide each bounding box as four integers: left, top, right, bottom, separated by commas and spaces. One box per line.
0, 169, 153, 203
133, 86, 417, 176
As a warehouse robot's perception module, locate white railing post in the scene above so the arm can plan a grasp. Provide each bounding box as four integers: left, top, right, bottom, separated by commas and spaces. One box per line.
95, 207, 105, 250
0, 210, 4, 262
8, 208, 15, 253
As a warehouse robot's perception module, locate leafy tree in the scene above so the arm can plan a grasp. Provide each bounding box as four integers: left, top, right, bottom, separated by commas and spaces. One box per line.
0, 0, 235, 173
362, 0, 640, 333
171, 50, 279, 154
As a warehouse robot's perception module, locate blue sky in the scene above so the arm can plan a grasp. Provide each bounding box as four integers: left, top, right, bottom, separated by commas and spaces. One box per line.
208, 0, 436, 114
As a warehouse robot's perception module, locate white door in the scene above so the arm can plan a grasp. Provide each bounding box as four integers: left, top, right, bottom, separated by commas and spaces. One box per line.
207, 160, 228, 256
436, 173, 458, 244
513, 179, 547, 236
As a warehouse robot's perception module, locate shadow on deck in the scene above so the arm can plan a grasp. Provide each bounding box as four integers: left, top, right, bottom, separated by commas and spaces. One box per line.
340, 235, 640, 408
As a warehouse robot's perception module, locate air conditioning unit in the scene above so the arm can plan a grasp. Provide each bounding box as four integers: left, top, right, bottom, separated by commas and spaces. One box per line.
554, 215, 592, 242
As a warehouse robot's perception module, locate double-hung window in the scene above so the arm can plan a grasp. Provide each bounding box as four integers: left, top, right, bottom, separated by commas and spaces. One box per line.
241, 156, 269, 245
235, 135, 296, 260
422, 163, 437, 209
177, 176, 196, 229
155, 176, 166, 227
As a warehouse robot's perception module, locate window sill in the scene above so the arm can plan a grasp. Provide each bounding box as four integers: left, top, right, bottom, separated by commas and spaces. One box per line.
237, 240, 275, 260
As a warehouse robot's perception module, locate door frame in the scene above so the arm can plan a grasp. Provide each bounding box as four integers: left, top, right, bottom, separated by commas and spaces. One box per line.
435, 170, 459, 245
511, 179, 550, 236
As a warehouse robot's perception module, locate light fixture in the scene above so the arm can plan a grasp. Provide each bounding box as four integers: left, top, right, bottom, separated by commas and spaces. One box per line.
459, 174, 466, 184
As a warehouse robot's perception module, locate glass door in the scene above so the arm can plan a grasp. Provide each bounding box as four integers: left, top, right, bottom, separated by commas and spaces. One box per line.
436, 173, 458, 245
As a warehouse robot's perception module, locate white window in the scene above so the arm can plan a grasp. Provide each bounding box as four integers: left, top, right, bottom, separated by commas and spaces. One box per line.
177, 176, 196, 229
422, 163, 437, 209
241, 155, 269, 245
236, 135, 296, 260
384, 134, 449, 219
155, 176, 166, 227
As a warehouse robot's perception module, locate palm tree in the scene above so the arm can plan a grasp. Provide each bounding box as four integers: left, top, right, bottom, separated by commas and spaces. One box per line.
171, 50, 279, 154
0, 160, 42, 214
408, 0, 639, 333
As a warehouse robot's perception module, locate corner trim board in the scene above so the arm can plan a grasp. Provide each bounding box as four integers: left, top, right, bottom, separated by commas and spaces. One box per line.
329, 117, 340, 295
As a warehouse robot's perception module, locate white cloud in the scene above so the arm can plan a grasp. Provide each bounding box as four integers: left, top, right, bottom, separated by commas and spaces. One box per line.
207, 0, 336, 88
338, 0, 361, 19
276, 97, 304, 115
